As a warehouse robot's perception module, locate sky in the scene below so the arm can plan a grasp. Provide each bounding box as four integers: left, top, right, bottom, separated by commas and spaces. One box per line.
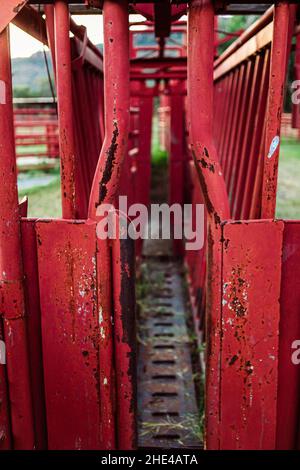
10, 14, 147, 59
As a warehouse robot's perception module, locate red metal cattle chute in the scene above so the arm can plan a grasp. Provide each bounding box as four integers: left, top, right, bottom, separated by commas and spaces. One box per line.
0, 0, 300, 452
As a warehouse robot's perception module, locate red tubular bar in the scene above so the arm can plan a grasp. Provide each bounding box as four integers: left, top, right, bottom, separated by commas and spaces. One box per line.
88, 0, 130, 214
188, 0, 229, 225
261, 2, 290, 219
54, 0, 76, 218
96, 240, 116, 449
86, 0, 135, 449
44, 4, 56, 78
112, 231, 137, 450
0, 27, 35, 449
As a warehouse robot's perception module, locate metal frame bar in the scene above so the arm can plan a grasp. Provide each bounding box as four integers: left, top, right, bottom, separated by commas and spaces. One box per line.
0, 26, 35, 450
88, 0, 130, 214
54, 0, 76, 218
261, 2, 290, 218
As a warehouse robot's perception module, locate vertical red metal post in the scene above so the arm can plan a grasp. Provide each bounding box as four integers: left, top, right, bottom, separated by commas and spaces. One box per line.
188, 0, 229, 223
112, 229, 136, 450
88, 0, 130, 213
44, 4, 56, 77
169, 80, 185, 255
87, 0, 134, 449
0, 27, 35, 449
54, 0, 76, 218
261, 3, 290, 219
188, 0, 230, 450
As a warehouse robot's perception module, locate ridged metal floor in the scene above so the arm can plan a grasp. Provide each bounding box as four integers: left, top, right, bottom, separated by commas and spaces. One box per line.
137, 255, 202, 449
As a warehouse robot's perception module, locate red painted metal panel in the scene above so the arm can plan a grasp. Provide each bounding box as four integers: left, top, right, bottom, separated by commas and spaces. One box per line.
220, 220, 283, 449
36, 220, 104, 450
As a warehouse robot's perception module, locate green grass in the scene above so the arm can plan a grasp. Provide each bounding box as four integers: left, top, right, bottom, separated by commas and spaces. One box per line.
151, 114, 168, 167
17, 144, 47, 155
18, 172, 61, 218
276, 137, 300, 219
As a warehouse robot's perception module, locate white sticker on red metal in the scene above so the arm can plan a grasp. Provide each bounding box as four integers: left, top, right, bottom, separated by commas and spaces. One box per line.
0, 340, 6, 364
0, 80, 6, 104
267, 135, 280, 159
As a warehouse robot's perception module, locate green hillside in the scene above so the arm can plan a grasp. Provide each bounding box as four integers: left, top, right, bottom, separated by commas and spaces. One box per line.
12, 50, 55, 97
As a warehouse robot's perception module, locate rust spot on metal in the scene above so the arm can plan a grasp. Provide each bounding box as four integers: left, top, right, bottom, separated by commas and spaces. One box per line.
226, 267, 249, 318
229, 354, 238, 366
191, 150, 214, 214
198, 158, 215, 173
13, 1, 26, 13
192, 149, 222, 228
214, 213, 221, 226
119, 240, 136, 361
245, 360, 253, 375
98, 121, 119, 205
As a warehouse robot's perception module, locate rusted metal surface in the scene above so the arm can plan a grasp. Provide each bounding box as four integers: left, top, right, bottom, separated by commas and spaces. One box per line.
138, 258, 201, 449
220, 220, 283, 449
36, 220, 104, 449
261, 2, 290, 218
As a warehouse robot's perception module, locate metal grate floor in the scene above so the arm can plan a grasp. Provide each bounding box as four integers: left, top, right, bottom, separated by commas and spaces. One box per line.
137, 257, 202, 449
